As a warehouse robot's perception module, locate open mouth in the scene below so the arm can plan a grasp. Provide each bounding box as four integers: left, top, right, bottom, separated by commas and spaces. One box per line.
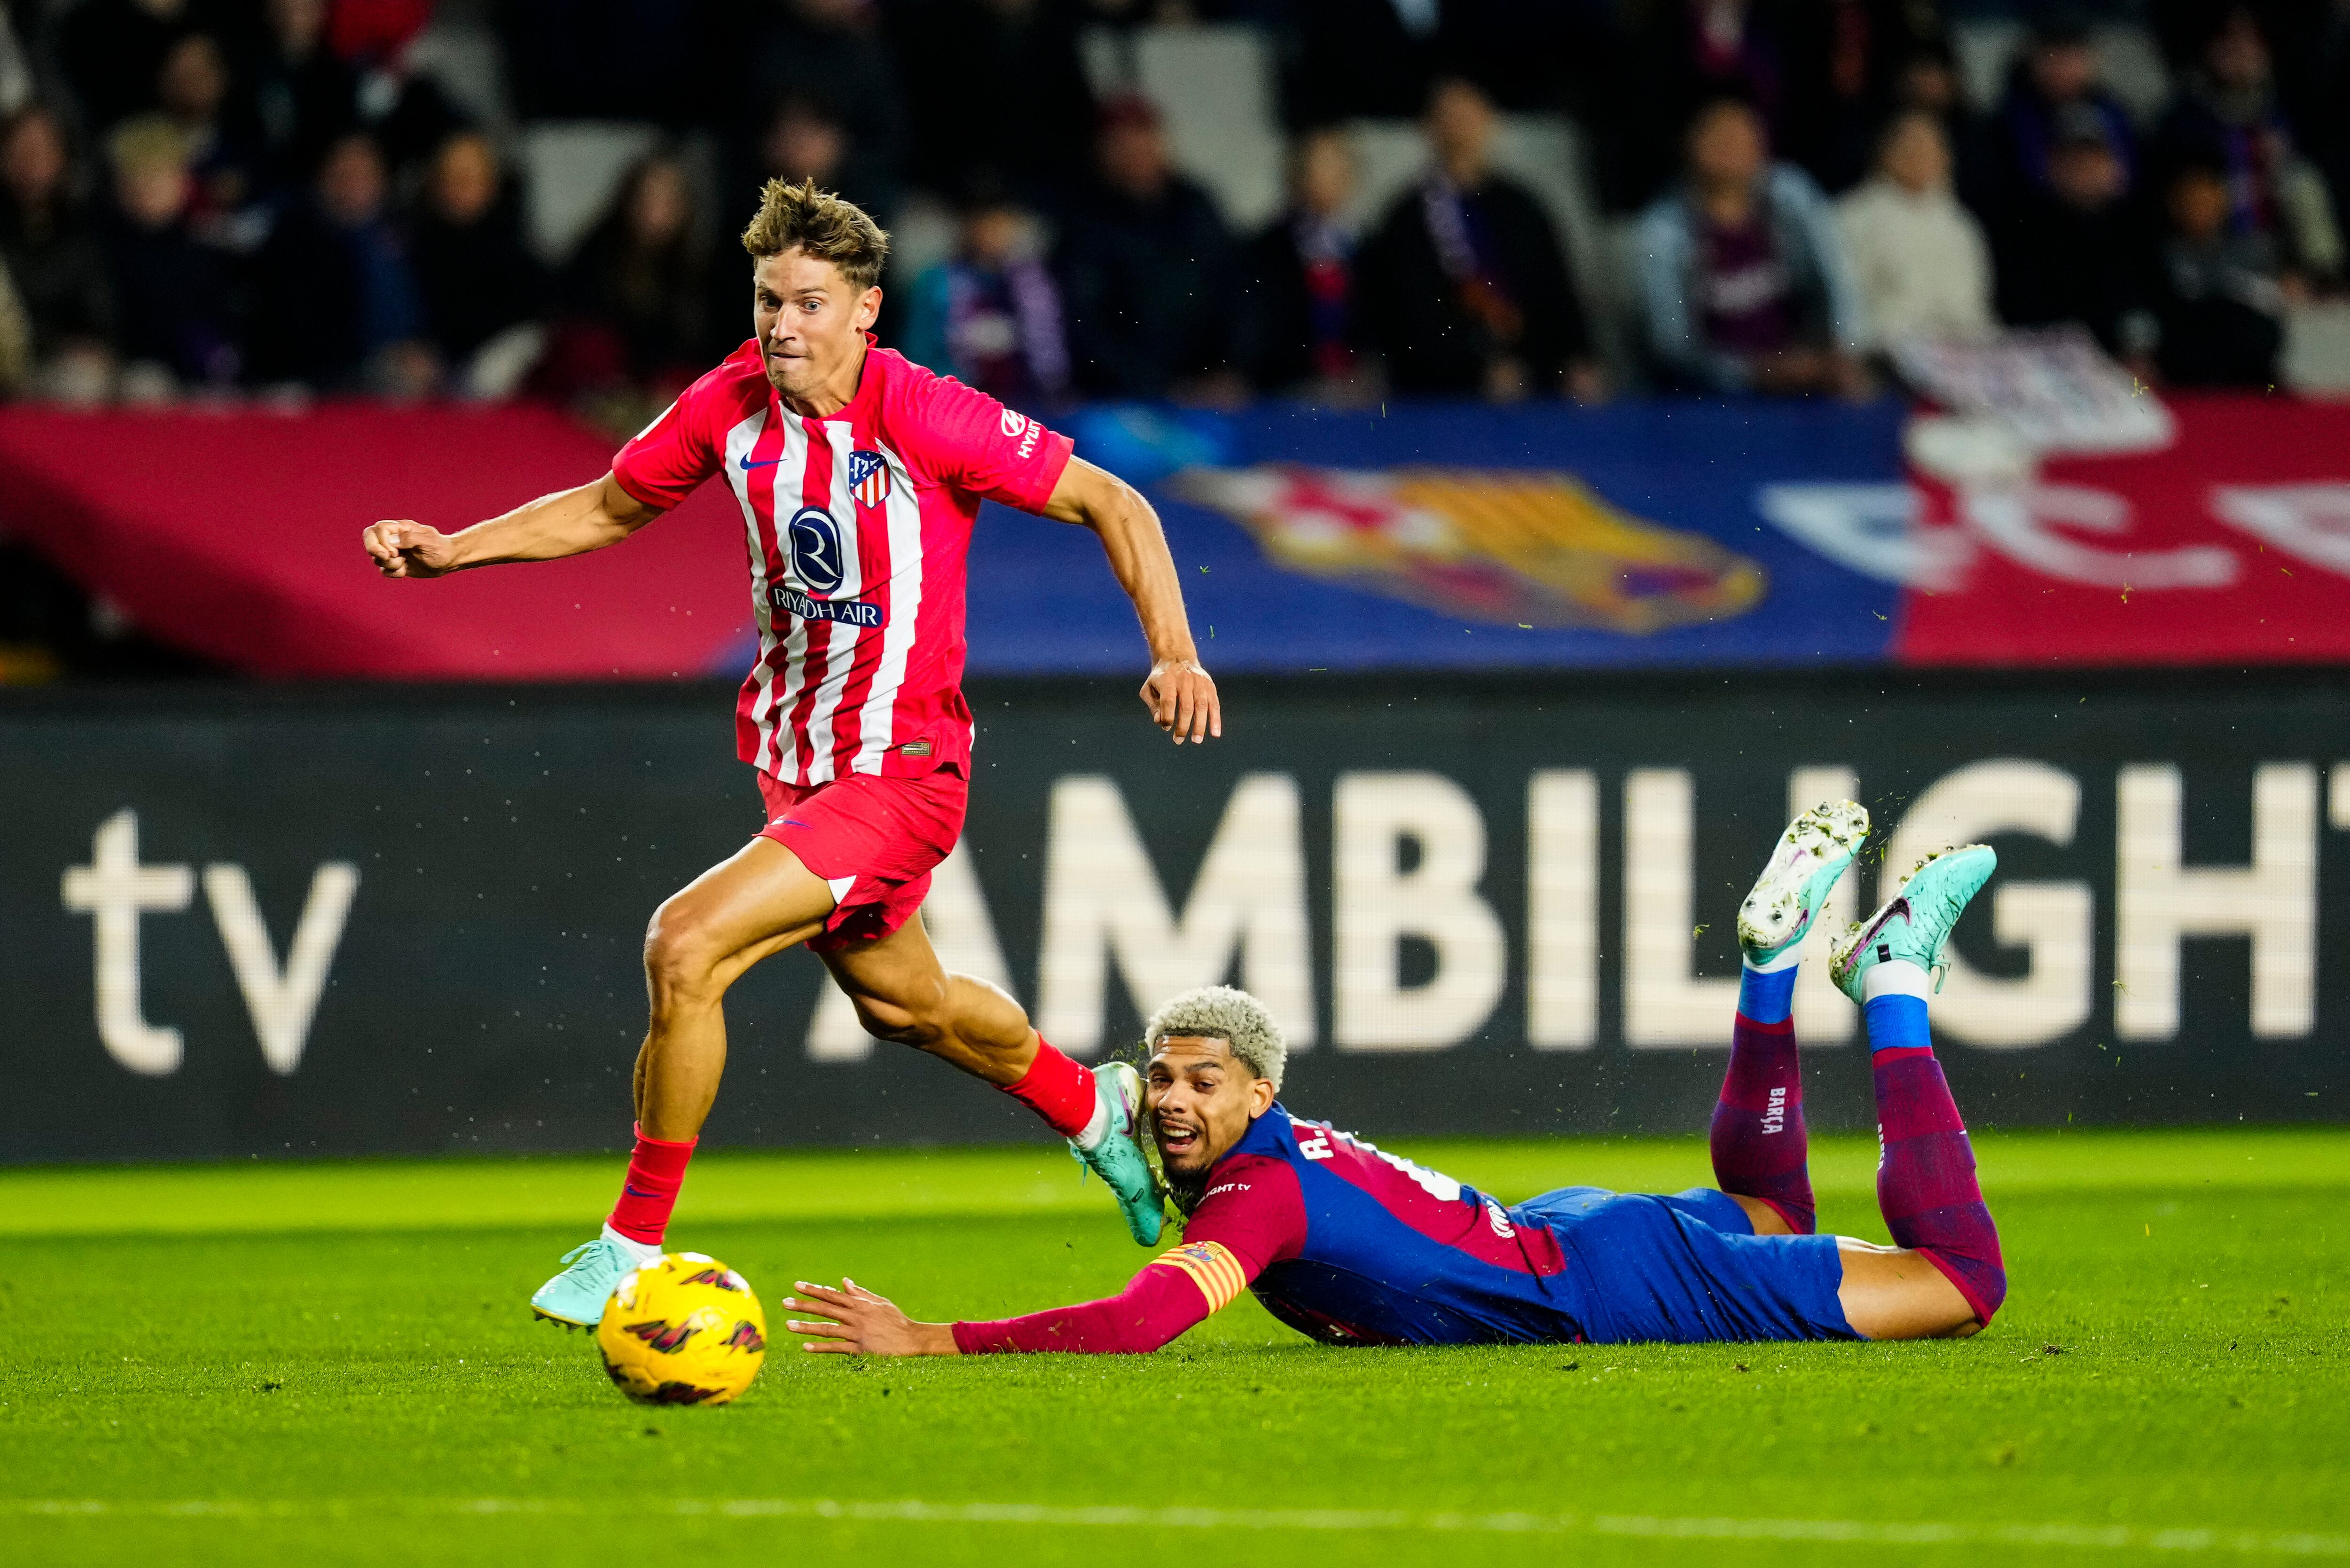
1156, 1120, 1202, 1159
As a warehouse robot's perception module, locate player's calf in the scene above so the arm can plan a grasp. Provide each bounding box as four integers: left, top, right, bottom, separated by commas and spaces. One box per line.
1832, 845, 2008, 1334
1713, 801, 1869, 1236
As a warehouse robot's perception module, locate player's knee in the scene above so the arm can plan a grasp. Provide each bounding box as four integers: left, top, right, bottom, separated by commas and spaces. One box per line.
642, 902, 727, 1002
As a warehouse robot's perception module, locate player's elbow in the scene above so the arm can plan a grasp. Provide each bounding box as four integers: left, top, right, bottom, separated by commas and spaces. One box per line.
1053, 458, 1146, 533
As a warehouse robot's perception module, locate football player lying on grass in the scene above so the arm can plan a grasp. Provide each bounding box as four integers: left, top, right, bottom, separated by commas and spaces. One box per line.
784, 804, 2006, 1355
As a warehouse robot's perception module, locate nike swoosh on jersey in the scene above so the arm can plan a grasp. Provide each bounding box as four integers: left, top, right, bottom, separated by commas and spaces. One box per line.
738, 454, 782, 470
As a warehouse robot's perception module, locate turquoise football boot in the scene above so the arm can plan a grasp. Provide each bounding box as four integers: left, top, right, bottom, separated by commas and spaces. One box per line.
529, 1235, 643, 1329
1736, 800, 1871, 967
1829, 844, 1998, 1005
1071, 1059, 1164, 1247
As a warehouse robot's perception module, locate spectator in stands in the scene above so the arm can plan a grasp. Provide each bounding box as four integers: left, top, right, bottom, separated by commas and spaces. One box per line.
1607, 0, 1792, 210
233, 0, 360, 195
103, 117, 240, 394
156, 32, 263, 241
325, 3, 466, 184
1994, 104, 2155, 363
248, 131, 433, 393
1238, 127, 1367, 398
744, 0, 908, 224
552, 151, 728, 400
2146, 151, 2286, 384
757, 95, 867, 215
411, 131, 546, 383
0, 106, 115, 399
1054, 94, 1241, 400
58, 0, 220, 134
1989, 16, 2140, 219
1836, 110, 1996, 351
899, 176, 1070, 407
1777, 0, 1942, 196
1363, 78, 1603, 402
0, 252, 28, 393
887, 0, 1098, 198
1888, 39, 1998, 218
1636, 95, 1867, 396
2154, 7, 2342, 289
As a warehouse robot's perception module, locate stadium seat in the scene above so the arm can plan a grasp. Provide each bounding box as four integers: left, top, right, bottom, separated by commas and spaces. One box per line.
516, 120, 666, 264
1949, 18, 2170, 123
2284, 301, 2350, 394
2090, 25, 2172, 124
1950, 20, 2027, 112
1081, 23, 1286, 233
403, 14, 513, 129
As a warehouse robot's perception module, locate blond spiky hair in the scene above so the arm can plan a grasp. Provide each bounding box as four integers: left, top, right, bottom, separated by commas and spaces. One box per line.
1142, 986, 1287, 1090
740, 177, 890, 288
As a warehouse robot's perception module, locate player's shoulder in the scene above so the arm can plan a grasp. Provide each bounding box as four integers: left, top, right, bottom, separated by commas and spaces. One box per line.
1230, 1105, 1307, 1162
868, 347, 1036, 440
676, 339, 770, 415
1194, 1132, 1306, 1219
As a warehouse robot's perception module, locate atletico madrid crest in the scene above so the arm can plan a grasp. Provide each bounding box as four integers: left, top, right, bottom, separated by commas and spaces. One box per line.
848, 449, 892, 508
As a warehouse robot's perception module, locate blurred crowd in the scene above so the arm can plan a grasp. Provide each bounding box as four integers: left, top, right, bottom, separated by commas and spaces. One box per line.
0, 0, 2345, 416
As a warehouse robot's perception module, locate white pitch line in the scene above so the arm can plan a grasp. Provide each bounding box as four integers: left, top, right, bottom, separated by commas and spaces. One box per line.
6, 1498, 2345, 1555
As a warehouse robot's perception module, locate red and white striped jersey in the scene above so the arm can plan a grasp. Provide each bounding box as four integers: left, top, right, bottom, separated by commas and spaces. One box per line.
611, 339, 1074, 785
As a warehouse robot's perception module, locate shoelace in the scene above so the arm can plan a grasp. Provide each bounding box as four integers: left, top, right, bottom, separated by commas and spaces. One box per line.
556, 1239, 623, 1271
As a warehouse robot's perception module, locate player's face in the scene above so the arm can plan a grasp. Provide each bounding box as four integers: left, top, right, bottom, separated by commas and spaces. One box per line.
752, 249, 882, 402
1144, 1035, 1275, 1179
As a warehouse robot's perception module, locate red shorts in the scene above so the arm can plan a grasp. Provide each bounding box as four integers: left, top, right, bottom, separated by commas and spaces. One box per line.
755, 765, 969, 950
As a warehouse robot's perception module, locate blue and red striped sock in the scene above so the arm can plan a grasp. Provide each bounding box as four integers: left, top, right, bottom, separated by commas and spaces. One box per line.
1865, 984, 2006, 1325
1709, 964, 1815, 1235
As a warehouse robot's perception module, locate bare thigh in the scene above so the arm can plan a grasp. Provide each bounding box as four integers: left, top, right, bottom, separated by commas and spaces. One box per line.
1834, 1238, 1980, 1341
646, 836, 838, 996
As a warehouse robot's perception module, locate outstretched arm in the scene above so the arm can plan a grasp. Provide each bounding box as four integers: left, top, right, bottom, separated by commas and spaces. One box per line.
361, 471, 663, 579
786, 1241, 1249, 1357
1039, 456, 1221, 745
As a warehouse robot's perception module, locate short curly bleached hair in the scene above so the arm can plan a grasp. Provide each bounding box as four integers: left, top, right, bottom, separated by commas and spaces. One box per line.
1141, 986, 1286, 1090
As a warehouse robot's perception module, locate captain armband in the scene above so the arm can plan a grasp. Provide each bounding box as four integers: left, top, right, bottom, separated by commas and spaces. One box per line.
1149, 1241, 1249, 1313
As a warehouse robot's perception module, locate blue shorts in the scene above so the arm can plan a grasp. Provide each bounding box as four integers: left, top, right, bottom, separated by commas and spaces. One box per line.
1511, 1186, 1858, 1345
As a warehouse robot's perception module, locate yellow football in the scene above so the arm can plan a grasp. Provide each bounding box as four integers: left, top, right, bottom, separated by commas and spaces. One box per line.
595, 1252, 768, 1406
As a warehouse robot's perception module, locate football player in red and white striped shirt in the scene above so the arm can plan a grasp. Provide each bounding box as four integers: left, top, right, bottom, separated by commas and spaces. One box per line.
362, 180, 1219, 1329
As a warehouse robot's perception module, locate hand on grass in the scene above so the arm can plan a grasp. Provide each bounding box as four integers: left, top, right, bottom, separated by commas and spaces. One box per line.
783, 1278, 959, 1357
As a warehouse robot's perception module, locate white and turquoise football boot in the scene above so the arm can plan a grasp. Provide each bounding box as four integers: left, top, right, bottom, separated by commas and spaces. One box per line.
1071, 1059, 1164, 1247
1736, 800, 1872, 968
1829, 844, 1998, 1004
529, 1228, 658, 1329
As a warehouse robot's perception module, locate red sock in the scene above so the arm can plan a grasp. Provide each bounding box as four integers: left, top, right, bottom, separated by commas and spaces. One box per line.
999, 1038, 1097, 1139
607, 1124, 696, 1246
1709, 1011, 1817, 1234
1873, 1048, 2007, 1325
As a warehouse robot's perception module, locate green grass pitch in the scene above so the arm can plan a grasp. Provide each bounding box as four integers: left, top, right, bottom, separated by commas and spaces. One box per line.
1, 1127, 2344, 1566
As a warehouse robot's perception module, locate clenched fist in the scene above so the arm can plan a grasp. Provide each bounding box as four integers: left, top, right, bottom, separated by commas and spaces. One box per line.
362, 519, 461, 579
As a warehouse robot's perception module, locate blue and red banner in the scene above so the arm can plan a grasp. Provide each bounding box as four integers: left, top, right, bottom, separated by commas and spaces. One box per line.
979, 392, 2350, 675
0, 393, 2341, 680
